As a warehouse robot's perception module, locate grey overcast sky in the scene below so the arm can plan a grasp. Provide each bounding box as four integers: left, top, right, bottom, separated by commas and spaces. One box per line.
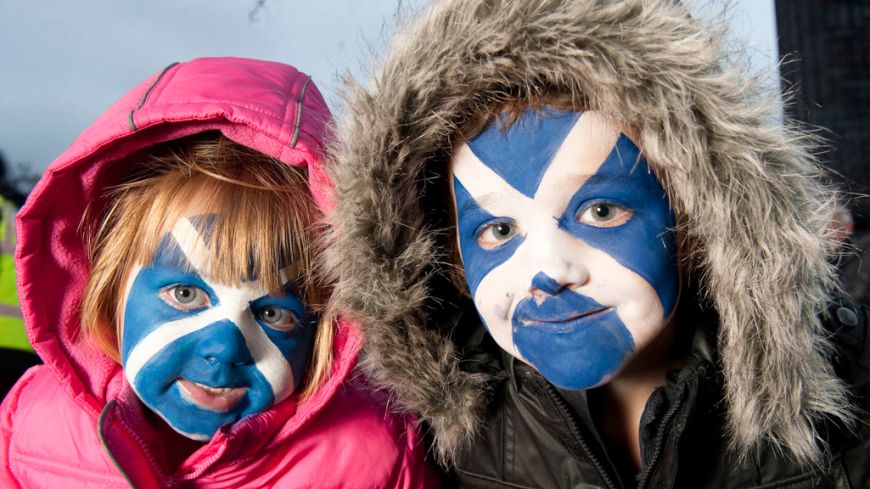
0, 1, 777, 174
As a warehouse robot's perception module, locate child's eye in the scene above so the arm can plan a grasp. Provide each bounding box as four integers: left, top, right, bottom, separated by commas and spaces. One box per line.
476, 221, 519, 250
161, 285, 211, 311
577, 202, 633, 228
257, 306, 298, 331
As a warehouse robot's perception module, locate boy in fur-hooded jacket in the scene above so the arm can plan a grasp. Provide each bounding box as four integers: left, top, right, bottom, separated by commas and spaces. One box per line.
326, 0, 870, 488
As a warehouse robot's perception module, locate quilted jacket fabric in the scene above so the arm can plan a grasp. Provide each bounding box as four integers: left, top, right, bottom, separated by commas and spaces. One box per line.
0, 57, 437, 489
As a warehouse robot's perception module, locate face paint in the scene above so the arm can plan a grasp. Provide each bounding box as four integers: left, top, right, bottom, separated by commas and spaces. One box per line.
120, 215, 315, 440
452, 109, 678, 389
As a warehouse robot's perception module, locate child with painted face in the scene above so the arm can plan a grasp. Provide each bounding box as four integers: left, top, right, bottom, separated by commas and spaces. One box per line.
0, 57, 437, 488
326, 1, 870, 487
451, 109, 678, 393
100, 142, 320, 443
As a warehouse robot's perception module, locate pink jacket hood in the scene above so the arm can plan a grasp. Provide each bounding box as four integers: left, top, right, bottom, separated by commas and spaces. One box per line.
3, 57, 436, 488
18, 56, 338, 412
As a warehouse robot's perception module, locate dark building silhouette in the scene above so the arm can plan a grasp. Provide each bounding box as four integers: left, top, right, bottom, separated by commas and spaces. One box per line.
775, 1, 870, 227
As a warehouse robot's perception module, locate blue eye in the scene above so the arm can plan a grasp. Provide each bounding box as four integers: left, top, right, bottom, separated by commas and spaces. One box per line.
161, 285, 211, 311
476, 220, 519, 250
257, 306, 298, 331
577, 201, 633, 228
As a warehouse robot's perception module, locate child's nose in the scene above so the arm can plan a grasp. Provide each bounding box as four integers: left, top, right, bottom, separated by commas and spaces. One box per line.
529, 266, 589, 300
196, 320, 253, 367
528, 234, 590, 298
530, 272, 567, 294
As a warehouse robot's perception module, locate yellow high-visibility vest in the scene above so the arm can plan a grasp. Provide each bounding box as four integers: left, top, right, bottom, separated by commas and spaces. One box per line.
0, 197, 30, 352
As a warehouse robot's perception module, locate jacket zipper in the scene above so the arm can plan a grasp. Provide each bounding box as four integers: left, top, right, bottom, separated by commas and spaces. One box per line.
636, 382, 687, 489
540, 381, 619, 489
97, 400, 137, 488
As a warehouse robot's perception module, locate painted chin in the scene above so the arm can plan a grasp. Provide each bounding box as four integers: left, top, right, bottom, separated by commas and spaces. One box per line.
512, 306, 634, 390
177, 379, 247, 412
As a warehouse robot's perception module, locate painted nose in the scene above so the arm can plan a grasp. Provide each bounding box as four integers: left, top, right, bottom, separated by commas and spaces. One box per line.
196, 320, 253, 367
530, 272, 566, 294
528, 233, 590, 297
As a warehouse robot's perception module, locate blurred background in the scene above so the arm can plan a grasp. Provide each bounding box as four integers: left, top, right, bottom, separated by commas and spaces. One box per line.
0, 0, 867, 391
0, 0, 783, 188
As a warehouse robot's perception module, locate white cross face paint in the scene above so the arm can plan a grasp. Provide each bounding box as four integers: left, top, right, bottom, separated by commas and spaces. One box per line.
120, 215, 315, 440
450, 110, 679, 389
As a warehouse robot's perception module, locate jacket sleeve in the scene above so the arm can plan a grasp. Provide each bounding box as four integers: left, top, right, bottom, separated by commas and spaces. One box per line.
0, 365, 41, 489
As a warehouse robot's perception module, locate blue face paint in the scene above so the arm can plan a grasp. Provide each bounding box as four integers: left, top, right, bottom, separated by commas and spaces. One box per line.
452, 109, 679, 390
512, 280, 634, 389
249, 285, 311, 377
467, 109, 580, 198
121, 216, 316, 439
556, 133, 678, 316
453, 177, 524, 296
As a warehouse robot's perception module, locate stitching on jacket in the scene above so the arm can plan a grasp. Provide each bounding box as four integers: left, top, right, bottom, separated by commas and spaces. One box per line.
10, 451, 127, 484
290, 76, 312, 148
128, 62, 180, 131
2, 365, 41, 417
132, 100, 289, 127
1, 365, 41, 483
752, 471, 818, 489
457, 468, 540, 489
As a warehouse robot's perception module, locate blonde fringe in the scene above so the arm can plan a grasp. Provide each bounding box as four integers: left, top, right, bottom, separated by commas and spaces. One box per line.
80, 133, 333, 396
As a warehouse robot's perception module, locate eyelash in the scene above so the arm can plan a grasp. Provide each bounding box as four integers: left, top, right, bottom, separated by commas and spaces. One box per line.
160, 285, 211, 311
255, 305, 299, 332
475, 219, 520, 250
575, 201, 633, 228
158, 284, 303, 332
472, 200, 632, 250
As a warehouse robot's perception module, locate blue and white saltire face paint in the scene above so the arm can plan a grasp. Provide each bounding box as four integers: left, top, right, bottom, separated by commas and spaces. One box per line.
120, 215, 315, 440
451, 109, 678, 390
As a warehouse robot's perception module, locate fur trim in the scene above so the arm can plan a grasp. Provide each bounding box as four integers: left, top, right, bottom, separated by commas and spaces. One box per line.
324, 0, 853, 466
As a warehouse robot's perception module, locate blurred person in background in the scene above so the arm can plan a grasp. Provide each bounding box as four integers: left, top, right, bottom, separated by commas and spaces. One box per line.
0, 154, 37, 400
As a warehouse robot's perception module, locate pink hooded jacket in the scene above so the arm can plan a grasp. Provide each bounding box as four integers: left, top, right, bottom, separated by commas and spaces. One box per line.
0, 57, 438, 489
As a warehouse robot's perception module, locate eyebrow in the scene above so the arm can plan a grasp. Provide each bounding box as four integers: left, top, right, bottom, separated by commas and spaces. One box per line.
457, 192, 501, 218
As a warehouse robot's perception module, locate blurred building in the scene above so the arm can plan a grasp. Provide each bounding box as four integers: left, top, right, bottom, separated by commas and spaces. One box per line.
775, 0, 870, 227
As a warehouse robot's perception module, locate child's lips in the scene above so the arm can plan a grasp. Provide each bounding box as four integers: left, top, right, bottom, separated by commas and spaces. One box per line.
177, 379, 247, 412
519, 307, 612, 327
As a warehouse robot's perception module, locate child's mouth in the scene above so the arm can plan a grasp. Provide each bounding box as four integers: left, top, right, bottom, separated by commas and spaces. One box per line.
520, 306, 612, 326
177, 379, 247, 412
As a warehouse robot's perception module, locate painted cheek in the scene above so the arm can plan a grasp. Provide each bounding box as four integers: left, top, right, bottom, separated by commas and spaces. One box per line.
121, 266, 210, 364
511, 281, 635, 389
260, 326, 312, 396
471, 244, 542, 359
133, 321, 273, 438
453, 177, 525, 297
252, 292, 316, 395
557, 134, 679, 318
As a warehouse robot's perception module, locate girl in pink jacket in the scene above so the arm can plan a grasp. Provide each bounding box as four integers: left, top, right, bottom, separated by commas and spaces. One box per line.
0, 57, 438, 488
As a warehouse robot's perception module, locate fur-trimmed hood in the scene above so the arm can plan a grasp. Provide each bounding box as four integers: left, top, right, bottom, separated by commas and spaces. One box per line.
325, 0, 852, 466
